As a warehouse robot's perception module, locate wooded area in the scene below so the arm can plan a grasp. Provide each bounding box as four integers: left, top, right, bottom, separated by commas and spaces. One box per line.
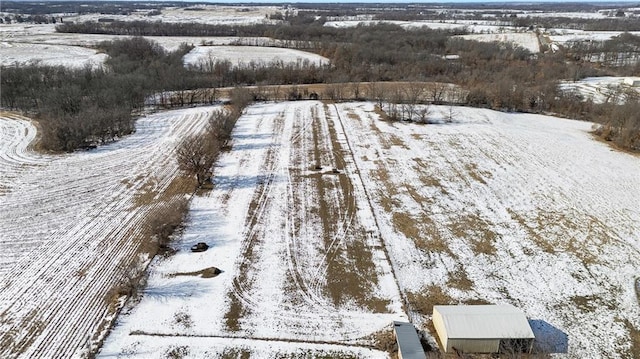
2, 13, 640, 152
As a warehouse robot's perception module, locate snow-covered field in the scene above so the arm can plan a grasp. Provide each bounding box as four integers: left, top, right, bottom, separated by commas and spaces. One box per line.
0, 41, 107, 68
458, 32, 540, 53
183, 45, 329, 68
0, 107, 217, 358
0, 23, 326, 69
99, 102, 640, 358
64, 5, 282, 26
559, 76, 640, 104
324, 19, 516, 34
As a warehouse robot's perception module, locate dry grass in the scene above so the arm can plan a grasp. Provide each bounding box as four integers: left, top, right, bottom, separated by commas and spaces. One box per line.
165, 345, 189, 359
448, 213, 498, 256
6, 309, 46, 355
391, 212, 450, 255
446, 265, 474, 291
465, 163, 490, 185
220, 348, 251, 359
370, 328, 398, 353
172, 311, 193, 329
623, 319, 640, 359
389, 134, 409, 149
570, 294, 616, 312
169, 267, 221, 279
407, 285, 454, 316
317, 113, 389, 311
413, 158, 449, 196
509, 209, 610, 267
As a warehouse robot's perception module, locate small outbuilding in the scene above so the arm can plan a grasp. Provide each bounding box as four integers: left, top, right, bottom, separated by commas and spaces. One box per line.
624, 77, 640, 87
432, 304, 535, 354
393, 321, 426, 359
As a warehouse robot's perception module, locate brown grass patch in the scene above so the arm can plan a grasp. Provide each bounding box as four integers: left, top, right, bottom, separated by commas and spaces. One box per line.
408, 285, 454, 316
224, 177, 267, 331
370, 328, 398, 353
392, 212, 450, 255
448, 213, 498, 256
623, 319, 640, 359
413, 158, 449, 196
389, 134, 409, 149
373, 104, 390, 121
446, 265, 474, 291
509, 209, 610, 267
465, 163, 490, 185
570, 294, 616, 312
169, 267, 221, 279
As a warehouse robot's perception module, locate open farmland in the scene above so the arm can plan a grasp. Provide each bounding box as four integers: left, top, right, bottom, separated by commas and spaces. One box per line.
0, 106, 219, 358
100, 101, 640, 358
183, 45, 329, 68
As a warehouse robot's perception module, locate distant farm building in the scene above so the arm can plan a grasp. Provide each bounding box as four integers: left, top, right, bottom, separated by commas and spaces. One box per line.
393, 321, 426, 359
432, 304, 535, 354
623, 77, 640, 87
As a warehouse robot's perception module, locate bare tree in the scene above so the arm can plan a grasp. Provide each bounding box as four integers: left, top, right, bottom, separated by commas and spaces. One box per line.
445, 105, 458, 123
367, 82, 385, 109
175, 132, 220, 186
415, 105, 432, 124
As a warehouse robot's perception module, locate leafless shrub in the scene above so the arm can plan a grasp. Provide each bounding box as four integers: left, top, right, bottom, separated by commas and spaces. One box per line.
371, 328, 398, 353
165, 345, 189, 359
173, 311, 193, 329
146, 198, 189, 253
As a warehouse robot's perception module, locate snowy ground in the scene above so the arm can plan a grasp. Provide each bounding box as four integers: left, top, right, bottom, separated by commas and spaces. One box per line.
63, 5, 282, 26
100, 102, 640, 358
324, 19, 517, 34
457, 32, 540, 53
0, 107, 218, 358
183, 45, 329, 68
0, 41, 107, 68
559, 76, 640, 104
0, 23, 326, 69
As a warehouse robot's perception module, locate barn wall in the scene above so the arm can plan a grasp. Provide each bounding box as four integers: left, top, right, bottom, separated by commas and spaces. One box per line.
431, 310, 448, 351
447, 339, 500, 353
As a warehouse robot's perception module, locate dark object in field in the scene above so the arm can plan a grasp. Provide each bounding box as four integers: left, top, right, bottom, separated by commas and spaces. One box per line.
190, 242, 209, 252
314, 165, 323, 170
332, 168, 340, 174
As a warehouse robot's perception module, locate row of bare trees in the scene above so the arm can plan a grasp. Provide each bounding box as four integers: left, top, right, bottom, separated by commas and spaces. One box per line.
175, 88, 251, 187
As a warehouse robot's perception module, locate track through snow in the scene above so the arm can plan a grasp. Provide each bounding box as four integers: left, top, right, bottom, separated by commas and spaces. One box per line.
100, 101, 639, 358
0, 107, 217, 358
100, 101, 404, 358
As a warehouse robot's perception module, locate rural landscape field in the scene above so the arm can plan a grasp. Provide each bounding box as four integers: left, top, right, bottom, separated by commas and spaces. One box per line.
1, 2, 640, 359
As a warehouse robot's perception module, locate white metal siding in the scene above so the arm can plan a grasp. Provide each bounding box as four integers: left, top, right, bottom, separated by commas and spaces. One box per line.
448, 339, 500, 353
432, 309, 449, 351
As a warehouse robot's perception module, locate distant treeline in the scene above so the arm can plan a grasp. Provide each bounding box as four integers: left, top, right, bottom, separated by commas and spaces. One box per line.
3, 16, 640, 152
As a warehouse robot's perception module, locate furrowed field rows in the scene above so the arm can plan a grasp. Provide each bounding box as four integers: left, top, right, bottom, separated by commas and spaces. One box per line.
0, 107, 219, 358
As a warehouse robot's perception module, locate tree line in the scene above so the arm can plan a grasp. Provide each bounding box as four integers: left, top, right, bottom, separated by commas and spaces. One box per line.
4, 16, 640, 152
0, 37, 206, 151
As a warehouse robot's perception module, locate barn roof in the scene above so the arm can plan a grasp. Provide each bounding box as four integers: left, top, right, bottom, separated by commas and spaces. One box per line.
433, 305, 535, 340
393, 321, 425, 359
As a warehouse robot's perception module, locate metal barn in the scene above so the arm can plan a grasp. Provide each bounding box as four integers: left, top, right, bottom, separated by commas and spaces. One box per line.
432, 304, 535, 354
393, 321, 426, 359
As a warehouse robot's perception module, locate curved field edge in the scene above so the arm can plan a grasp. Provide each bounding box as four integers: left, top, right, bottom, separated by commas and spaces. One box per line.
100, 101, 640, 358
0, 106, 219, 358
